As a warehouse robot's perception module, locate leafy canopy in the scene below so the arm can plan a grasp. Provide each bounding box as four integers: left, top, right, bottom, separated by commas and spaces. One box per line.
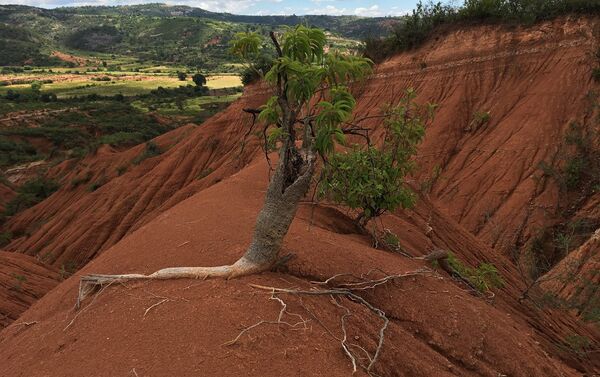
231, 26, 373, 156
231, 27, 434, 225
320, 89, 435, 221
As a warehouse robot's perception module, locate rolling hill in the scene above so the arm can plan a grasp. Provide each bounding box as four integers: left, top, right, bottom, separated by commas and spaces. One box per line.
0, 3, 398, 68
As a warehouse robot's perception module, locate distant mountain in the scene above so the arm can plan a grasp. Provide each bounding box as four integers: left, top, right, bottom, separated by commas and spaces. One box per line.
0, 4, 400, 67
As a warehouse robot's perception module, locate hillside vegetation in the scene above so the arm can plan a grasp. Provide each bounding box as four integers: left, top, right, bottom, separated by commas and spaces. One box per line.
0, 4, 389, 69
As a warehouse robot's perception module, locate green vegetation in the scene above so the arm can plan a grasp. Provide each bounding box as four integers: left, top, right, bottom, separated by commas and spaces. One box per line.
70, 171, 93, 188
0, 231, 11, 246
527, 219, 598, 279
0, 4, 381, 71
0, 137, 41, 168
0, 101, 169, 152
4, 176, 59, 216
319, 89, 435, 225
88, 177, 107, 192
192, 73, 206, 87
10, 273, 27, 291
364, 0, 600, 62
538, 121, 599, 193
561, 334, 593, 357
195, 167, 214, 180
59, 260, 78, 279
0, 23, 64, 66
65, 25, 122, 52
132, 141, 162, 165
446, 252, 505, 293
467, 110, 491, 132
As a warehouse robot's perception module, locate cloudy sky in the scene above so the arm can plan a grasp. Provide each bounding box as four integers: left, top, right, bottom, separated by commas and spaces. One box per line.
0, 0, 424, 16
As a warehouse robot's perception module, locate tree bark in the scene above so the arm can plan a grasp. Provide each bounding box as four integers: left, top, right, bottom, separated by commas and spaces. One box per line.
235, 150, 315, 273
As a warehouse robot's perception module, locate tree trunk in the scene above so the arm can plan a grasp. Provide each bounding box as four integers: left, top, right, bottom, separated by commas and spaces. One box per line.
76, 148, 315, 306
234, 150, 315, 274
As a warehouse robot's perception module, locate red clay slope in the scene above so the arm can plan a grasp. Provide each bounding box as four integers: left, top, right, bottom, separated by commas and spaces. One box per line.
355, 16, 599, 256
0, 157, 584, 377
4, 100, 265, 269
0, 251, 61, 329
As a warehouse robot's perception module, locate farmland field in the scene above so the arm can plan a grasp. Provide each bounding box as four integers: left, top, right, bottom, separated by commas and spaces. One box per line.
0, 71, 241, 98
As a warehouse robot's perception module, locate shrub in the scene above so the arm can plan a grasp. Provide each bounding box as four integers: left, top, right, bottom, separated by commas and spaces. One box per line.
446, 252, 505, 292
319, 89, 434, 225
192, 73, 206, 87
71, 171, 93, 188
132, 141, 162, 165
240, 54, 274, 85
196, 167, 214, 180
467, 110, 491, 131
593, 68, 600, 82
88, 177, 107, 192
4, 177, 60, 216
91, 76, 111, 82
0, 231, 12, 247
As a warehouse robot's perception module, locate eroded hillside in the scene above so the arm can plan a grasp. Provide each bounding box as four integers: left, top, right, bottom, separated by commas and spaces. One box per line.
0, 15, 598, 376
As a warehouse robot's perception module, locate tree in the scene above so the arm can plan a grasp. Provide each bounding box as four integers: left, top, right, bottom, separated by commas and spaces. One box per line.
192, 73, 207, 87
177, 71, 187, 81
30, 80, 42, 93
319, 89, 434, 227
77, 26, 431, 305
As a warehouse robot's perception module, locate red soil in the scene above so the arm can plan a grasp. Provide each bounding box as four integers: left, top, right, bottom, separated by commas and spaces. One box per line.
0, 251, 61, 329
51, 51, 96, 67
359, 16, 599, 257
0, 158, 585, 376
0, 16, 598, 376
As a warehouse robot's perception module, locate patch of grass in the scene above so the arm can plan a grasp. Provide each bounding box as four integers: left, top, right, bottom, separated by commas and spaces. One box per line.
537, 121, 599, 193
59, 260, 78, 279
538, 292, 565, 309
10, 273, 27, 291
467, 110, 491, 132
446, 252, 505, 293
382, 230, 400, 249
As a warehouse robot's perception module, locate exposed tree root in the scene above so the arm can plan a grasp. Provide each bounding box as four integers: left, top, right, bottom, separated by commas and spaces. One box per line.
223, 290, 308, 346
76, 256, 265, 309
247, 269, 431, 376
78, 259, 431, 376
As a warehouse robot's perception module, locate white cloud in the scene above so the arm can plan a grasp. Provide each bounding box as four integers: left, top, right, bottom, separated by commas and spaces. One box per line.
353, 4, 381, 17
163, 0, 257, 13
304, 4, 346, 15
